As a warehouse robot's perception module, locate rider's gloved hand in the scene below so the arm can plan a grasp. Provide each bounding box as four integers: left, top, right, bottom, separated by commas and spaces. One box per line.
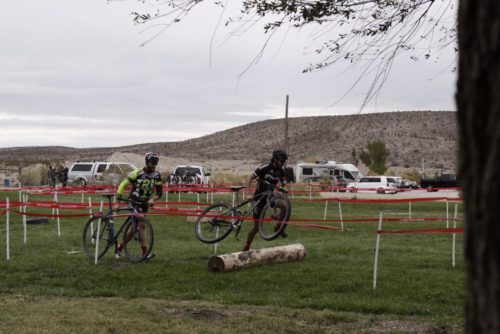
115, 195, 126, 211
148, 198, 156, 208
277, 187, 288, 194
245, 189, 254, 200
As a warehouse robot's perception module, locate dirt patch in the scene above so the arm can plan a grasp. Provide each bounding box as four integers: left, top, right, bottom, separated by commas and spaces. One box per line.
160, 307, 227, 321
110, 262, 131, 269
370, 320, 450, 334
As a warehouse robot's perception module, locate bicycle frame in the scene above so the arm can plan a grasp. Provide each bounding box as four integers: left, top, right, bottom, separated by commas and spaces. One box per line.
218, 189, 278, 239
99, 196, 142, 247
194, 177, 291, 244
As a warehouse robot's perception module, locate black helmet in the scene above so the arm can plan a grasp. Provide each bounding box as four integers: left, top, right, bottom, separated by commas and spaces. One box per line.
272, 149, 288, 161
145, 152, 159, 164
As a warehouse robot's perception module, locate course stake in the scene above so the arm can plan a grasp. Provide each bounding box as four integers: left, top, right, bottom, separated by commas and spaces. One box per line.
373, 212, 384, 289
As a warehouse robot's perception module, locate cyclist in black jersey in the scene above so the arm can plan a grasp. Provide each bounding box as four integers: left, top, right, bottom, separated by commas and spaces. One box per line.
242, 149, 289, 251
115, 152, 163, 259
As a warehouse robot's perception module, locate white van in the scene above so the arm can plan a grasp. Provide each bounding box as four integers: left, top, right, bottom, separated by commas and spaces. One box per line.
68, 161, 136, 186
347, 176, 398, 194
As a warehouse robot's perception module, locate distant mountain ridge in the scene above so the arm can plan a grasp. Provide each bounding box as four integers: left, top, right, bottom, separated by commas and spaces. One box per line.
0, 111, 458, 169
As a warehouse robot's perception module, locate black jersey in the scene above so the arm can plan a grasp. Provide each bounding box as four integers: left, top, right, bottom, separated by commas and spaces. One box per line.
253, 163, 287, 195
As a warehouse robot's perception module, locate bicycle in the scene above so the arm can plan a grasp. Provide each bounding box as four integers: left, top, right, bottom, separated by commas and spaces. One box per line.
82, 194, 154, 263
194, 180, 291, 243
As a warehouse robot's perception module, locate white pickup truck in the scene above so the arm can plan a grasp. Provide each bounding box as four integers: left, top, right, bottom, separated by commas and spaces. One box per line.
68, 161, 136, 186
170, 165, 211, 185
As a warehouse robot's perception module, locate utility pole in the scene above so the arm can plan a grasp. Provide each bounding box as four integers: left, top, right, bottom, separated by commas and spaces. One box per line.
284, 94, 289, 154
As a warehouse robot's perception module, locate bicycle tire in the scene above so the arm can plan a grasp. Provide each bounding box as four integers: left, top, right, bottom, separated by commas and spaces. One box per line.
195, 203, 235, 243
82, 215, 112, 259
258, 194, 292, 241
123, 217, 154, 263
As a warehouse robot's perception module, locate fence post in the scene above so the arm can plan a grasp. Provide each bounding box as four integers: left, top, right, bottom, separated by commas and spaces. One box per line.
446, 199, 449, 229
205, 183, 208, 203
323, 199, 328, 220
373, 212, 384, 289
6, 198, 10, 260
338, 200, 344, 230
88, 197, 93, 217
94, 201, 104, 265
55, 191, 61, 237
452, 204, 458, 267
23, 194, 27, 244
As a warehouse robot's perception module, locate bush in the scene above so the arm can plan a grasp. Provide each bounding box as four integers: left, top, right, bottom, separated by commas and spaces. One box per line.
19, 164, 48, 186
102, 166, 129, 186
210, 172, 246, 188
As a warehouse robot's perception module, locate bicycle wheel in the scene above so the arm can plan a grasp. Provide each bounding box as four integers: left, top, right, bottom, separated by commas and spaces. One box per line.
82, 215, 112, 259
195, 203, 235, 243
123, 217, 154, 263
258, 194, 292, 241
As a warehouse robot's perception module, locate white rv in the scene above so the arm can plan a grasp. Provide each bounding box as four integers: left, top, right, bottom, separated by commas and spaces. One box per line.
294, 161, 363, 183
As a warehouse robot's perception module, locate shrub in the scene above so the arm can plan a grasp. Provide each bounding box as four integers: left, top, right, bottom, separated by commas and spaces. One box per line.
210, 172, 246, 188
19, 164, 48, 186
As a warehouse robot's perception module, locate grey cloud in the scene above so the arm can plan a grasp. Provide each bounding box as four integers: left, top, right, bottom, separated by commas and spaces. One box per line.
0, 0, 457, 148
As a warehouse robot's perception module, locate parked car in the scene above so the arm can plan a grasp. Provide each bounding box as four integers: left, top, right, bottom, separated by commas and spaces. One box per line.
347, 176, 398, 194
392, 177, 419, 189
68, 161, 136, 186
401, 179, 419, 189
332, 175, 348, 192
170, 165, 211, 185
420, 173, 459, 192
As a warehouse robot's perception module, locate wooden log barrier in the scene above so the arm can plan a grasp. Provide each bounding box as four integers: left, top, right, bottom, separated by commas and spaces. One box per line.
207, 243, 306, 272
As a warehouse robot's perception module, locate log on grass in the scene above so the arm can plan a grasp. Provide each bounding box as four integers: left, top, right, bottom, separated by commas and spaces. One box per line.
26, 217, 49, 225
208, 243, 306, 272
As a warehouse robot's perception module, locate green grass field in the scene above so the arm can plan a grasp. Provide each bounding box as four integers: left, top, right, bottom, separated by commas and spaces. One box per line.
0, 190, 465, 333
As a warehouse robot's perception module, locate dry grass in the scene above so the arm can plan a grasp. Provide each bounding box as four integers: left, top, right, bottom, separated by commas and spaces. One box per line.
0, 296, 459, 334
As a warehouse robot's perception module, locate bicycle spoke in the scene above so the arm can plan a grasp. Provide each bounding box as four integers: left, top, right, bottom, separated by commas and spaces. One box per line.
258, 195, 291, 241
82, 216, 112, 259
123, 218, 154, 263
195, 203, 235, 243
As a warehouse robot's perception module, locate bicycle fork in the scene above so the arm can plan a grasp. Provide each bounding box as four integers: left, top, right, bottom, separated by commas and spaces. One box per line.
232, 210, 245, 240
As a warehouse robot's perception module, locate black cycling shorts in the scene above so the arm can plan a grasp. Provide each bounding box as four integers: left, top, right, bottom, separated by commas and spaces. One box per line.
128, 201, 149, 214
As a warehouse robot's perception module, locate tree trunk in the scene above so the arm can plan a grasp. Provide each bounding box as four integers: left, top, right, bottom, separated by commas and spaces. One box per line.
207, 243, 306, 272
457, 1, 500, 332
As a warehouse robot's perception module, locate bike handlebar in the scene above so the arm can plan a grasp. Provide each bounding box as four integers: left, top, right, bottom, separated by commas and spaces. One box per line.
108, 194, 151, 209
257, 178, 288, 194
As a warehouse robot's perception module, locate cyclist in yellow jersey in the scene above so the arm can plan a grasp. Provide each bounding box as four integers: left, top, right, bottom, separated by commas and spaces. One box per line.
115, 152, 163, 259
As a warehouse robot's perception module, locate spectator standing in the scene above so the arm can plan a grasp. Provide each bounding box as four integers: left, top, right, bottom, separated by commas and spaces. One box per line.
61, 167, 69, 187
47, 166, 56, 188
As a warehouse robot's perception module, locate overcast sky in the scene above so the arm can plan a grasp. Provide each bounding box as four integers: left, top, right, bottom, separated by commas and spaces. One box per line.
0, 0, 457, 148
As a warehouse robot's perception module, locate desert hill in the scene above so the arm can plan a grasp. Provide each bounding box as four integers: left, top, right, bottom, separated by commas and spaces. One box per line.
0, 111, 457, 169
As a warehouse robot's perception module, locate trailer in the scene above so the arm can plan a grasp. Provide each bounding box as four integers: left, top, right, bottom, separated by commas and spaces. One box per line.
294, 161, 363, 183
